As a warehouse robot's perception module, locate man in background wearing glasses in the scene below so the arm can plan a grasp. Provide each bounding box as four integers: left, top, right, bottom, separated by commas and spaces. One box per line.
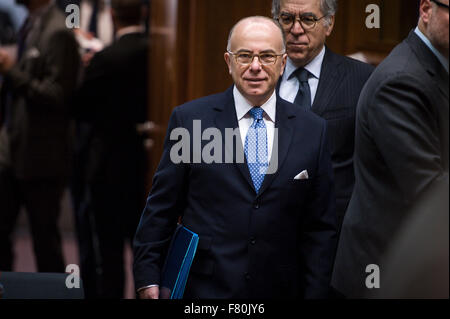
134, 16, 337, 299
332, 0, 448, 298
272, 0, 374, 235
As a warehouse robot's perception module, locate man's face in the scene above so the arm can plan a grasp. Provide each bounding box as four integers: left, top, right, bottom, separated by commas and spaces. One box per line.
225, 20, 287, 107
279, 0, 334, 67
428, 0, 449, 58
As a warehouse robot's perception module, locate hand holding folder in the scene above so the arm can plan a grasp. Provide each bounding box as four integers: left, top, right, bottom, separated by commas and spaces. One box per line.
159, 225, 199, 299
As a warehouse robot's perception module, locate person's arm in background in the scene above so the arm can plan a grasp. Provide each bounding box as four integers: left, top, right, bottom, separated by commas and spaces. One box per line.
71, 49, 106, 123
1, 30, 80, 111
368, 73, 444, 201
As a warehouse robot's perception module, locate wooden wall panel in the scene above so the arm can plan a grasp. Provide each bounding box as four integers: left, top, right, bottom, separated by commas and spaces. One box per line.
327, 0, 418, 56
185, 0, 273, 101
146, 0, 181, 184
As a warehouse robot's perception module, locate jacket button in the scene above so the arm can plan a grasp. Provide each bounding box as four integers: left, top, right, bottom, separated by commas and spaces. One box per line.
250, 238, 256, 245
245, 273, 251, 281
253, 202, 260, 209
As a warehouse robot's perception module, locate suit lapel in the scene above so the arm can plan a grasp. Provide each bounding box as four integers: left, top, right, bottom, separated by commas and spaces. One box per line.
407, 31, 449, 101
214, 88, 297, 196
214, 87, 255, 191
435, 64, 450, 102
257, 98, 296, 198
311, 47, 345, 116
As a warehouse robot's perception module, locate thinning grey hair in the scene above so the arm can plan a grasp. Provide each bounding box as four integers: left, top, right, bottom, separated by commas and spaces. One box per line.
226, 16, 286, 52
271, 0, 338, 26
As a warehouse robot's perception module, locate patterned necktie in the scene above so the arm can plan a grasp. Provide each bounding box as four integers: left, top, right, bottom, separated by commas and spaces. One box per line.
293, 67, 311, 110
244, 107, 268, 193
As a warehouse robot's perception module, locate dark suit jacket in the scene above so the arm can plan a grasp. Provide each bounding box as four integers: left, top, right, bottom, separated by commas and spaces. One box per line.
331, 31, 449, 298
133, 86, 337, 299
75, 32, 148, 186
0, 4, 80, 180
0, 10, 15, 44
277, 48, 374, 231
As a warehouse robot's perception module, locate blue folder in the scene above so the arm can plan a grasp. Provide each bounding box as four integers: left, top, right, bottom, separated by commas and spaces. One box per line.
160, 225, 199, 299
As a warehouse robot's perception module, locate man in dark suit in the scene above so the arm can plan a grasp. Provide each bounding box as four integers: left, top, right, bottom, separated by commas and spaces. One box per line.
272, 0, 374, 232
75, 0, 149, 298
134, 16, 337, 299
332, 0, 449, 298
0, 0, 80, 272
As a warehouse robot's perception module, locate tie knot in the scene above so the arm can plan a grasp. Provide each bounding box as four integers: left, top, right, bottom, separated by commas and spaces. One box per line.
249, 107, 264, 121
294, 67, 310, 83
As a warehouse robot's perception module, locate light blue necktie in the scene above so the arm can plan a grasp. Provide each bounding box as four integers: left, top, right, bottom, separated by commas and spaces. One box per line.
244, 107, 268, 193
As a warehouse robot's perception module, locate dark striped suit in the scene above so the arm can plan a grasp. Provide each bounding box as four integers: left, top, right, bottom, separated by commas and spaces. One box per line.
278, 47, 374, 233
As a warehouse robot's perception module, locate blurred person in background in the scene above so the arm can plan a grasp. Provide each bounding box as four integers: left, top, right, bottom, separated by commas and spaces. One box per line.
0, 0, 80, 272
74, 0, 149, 298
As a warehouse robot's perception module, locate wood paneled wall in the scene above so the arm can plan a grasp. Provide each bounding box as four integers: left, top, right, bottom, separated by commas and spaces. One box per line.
328, 0, 418, 58
146, 0, 418, 185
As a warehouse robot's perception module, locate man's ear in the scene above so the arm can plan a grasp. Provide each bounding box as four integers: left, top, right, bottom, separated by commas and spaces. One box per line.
325, 15, 335, 37
280, 53, 287, 77
224, 52, 232, 74
419, 0, 433, 25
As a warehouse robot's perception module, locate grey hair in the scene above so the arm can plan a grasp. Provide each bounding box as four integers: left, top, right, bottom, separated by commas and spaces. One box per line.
226, 16, 286, 52
271, 0, 338, 26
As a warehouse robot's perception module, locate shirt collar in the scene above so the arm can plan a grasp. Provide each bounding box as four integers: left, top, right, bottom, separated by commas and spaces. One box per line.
284, 45, 326, 80
233, 86, 276, 123
415, 27, 449, 74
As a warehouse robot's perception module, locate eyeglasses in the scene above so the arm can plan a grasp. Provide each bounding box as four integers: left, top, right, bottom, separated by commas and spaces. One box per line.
227, 51, 285, 66
431, 0, 449, 10
277, 12, 328, 31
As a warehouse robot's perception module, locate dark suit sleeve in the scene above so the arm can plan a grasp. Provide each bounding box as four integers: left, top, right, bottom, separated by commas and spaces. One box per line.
133, 108, 189, 290
6, 30, 80, 111
368, 73, 443, 201
73, 51, 107, 122
300, 121, 337, 299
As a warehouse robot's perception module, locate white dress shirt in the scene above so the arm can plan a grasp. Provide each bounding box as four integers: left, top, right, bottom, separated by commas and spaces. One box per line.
80, 0, 114, 46
279, 46, 326, 105
233, 86, 276, 162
